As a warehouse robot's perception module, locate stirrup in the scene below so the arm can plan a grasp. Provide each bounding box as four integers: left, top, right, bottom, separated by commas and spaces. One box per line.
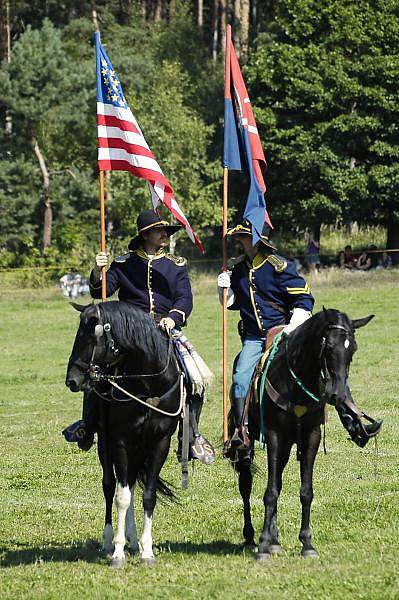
62, 419, 86, 442
351, 419, 383, 448
223, 428, 252, 464
190, 435, 215, 465
62, 419, 94, 451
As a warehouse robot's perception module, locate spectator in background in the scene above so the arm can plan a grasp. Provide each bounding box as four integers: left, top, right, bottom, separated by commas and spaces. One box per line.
356, 249, 372, 271
337, 250, 345, 268
377, 251, 392, 270
306, 237, 320, 273
344, 245, 357, 269
368, 245, 379, 269
288, 253, 303, 273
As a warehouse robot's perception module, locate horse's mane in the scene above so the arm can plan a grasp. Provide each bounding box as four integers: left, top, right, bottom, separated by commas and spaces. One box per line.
99, 301, 168, 362
289, 308, 353, 360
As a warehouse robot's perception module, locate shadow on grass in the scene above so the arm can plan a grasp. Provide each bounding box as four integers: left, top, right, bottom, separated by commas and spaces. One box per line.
156, 539, 245, 556
1, 539, 244, 567
0, 539, 104, 567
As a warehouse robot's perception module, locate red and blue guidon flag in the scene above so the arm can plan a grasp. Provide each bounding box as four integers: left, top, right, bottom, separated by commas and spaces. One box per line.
223, 37, 272, 243
95, 32, 203, 252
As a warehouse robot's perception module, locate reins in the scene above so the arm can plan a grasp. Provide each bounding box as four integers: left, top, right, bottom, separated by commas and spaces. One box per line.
88, 305, 184, 417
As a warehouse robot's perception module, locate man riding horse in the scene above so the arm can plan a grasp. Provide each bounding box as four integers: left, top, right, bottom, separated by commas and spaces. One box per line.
218, 220, 382, 462
64, 209, 214, 465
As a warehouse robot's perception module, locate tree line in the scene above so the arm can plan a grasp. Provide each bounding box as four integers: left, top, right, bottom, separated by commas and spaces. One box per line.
0, 0, 398, 268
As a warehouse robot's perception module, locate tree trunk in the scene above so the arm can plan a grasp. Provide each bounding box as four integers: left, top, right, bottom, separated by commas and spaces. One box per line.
0, 0, 12, 134
197, 0, 203, 28
154, 0, 162, 22
211, 0, 219, 61
241, 0, 249, 58
220, 0, 227, 53
33, 139, 52, 249
233, 0, 241, 57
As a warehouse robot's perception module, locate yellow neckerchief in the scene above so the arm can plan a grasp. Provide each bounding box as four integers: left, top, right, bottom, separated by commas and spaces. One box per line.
245, 248, 271, 271
135, 246, 166, 261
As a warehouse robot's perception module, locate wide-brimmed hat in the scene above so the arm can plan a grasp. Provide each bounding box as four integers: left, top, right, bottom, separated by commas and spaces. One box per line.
128, 209, 182, 250
227, 219, 277, 251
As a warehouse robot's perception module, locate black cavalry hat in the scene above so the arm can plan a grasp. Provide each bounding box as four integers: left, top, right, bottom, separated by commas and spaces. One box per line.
227, 219, 277, 251
128, 209, 182, 250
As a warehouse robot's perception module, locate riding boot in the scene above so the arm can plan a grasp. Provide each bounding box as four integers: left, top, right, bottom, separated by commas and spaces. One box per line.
189, 394, 215, 465
78, 391, 98, 451
62, 391, 98, 451
224, 396, 252, 464
336, 393, 382, 448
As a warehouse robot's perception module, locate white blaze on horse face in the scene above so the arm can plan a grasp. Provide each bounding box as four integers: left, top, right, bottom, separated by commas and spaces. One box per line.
112, 483, 131, 561
139, 512, 154, 560
103, 523, 114, 555
125, 485, 139, 554
344, 339, 350, 349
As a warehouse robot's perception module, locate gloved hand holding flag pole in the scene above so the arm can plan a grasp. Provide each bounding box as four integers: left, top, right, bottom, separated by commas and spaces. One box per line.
222, 24, 272, 440
95, 32, 204, 301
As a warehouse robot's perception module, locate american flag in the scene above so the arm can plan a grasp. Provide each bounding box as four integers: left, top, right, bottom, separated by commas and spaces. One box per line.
95, 32, 204, 252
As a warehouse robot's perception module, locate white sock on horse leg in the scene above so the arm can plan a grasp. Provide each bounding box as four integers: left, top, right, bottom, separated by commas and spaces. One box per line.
139, 511, 154, 559
112, 483, 131, 560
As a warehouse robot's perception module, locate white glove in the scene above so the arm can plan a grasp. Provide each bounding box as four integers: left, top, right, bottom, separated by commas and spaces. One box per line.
95, 251, 109, 269
284, 308, 312, 335
217, 271, 231, 288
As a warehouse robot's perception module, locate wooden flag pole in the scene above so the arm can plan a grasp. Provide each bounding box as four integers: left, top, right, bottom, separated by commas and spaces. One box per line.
222, 24, 232, 443
99, 169, 107, 302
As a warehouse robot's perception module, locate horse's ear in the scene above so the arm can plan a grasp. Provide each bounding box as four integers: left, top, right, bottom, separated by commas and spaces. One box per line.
70, 302, 89, 312
352, 314, 375, 329
322, 306, 331, 322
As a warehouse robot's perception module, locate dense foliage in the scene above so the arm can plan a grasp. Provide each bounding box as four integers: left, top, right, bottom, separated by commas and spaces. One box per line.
0, 0, 398, 268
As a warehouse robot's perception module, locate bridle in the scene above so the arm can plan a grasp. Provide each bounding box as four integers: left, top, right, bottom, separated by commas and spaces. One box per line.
73, 304, 183, 417
284, 323, 354, 403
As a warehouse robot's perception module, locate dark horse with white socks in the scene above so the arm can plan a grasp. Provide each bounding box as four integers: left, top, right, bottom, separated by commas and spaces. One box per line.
235, 308, 377, 561
66, 301, 182, 567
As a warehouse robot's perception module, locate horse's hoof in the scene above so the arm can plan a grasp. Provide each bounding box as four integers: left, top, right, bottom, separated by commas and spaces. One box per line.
301, 548, 319, 559
109, 556, 126, 569
141, 556, 156, 566
103, 545, 115, 558
128, 544, 139, 556
243, 540, 257, 552
269, 544, 283, 555
255, 552, 272, 562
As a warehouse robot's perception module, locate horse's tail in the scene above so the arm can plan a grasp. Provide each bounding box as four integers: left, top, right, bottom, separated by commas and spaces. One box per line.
137, 469, 178, 503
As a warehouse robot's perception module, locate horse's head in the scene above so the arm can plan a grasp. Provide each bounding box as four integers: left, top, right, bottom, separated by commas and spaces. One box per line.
65, 303, 118, 392
320, 308, 374, 406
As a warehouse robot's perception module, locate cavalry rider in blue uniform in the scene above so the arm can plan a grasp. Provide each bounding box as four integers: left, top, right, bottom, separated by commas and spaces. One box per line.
218, 220, 382, 461
64, 209, 214, 464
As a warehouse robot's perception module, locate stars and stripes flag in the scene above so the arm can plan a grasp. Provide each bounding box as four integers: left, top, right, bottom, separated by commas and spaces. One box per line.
95, 32, 204, 252
223, 34, 272, 244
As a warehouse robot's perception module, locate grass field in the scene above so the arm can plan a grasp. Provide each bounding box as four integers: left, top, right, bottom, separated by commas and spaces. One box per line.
1, 270, 398, 599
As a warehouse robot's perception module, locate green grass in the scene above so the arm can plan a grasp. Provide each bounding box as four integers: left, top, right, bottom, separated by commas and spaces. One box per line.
1, 272, 398, 599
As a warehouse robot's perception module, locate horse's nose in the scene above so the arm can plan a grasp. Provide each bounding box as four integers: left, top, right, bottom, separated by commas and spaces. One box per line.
66, 378, 79, 392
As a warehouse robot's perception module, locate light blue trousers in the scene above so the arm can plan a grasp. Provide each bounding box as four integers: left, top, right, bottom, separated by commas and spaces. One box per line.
231, 335, 266, 399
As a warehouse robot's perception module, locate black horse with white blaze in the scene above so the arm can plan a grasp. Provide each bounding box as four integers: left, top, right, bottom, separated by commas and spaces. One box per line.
234, 308, 378, 560
66, 301, 182, 567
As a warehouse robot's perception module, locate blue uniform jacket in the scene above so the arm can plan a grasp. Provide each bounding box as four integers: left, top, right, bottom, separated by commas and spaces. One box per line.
229, 251, 314, 336
89, 247, 193, 328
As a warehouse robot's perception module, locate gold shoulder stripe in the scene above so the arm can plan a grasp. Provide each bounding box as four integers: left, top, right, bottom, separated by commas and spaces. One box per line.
165, 253, 187, 266
114, 252, 131, 263
266, 254, 287, 272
